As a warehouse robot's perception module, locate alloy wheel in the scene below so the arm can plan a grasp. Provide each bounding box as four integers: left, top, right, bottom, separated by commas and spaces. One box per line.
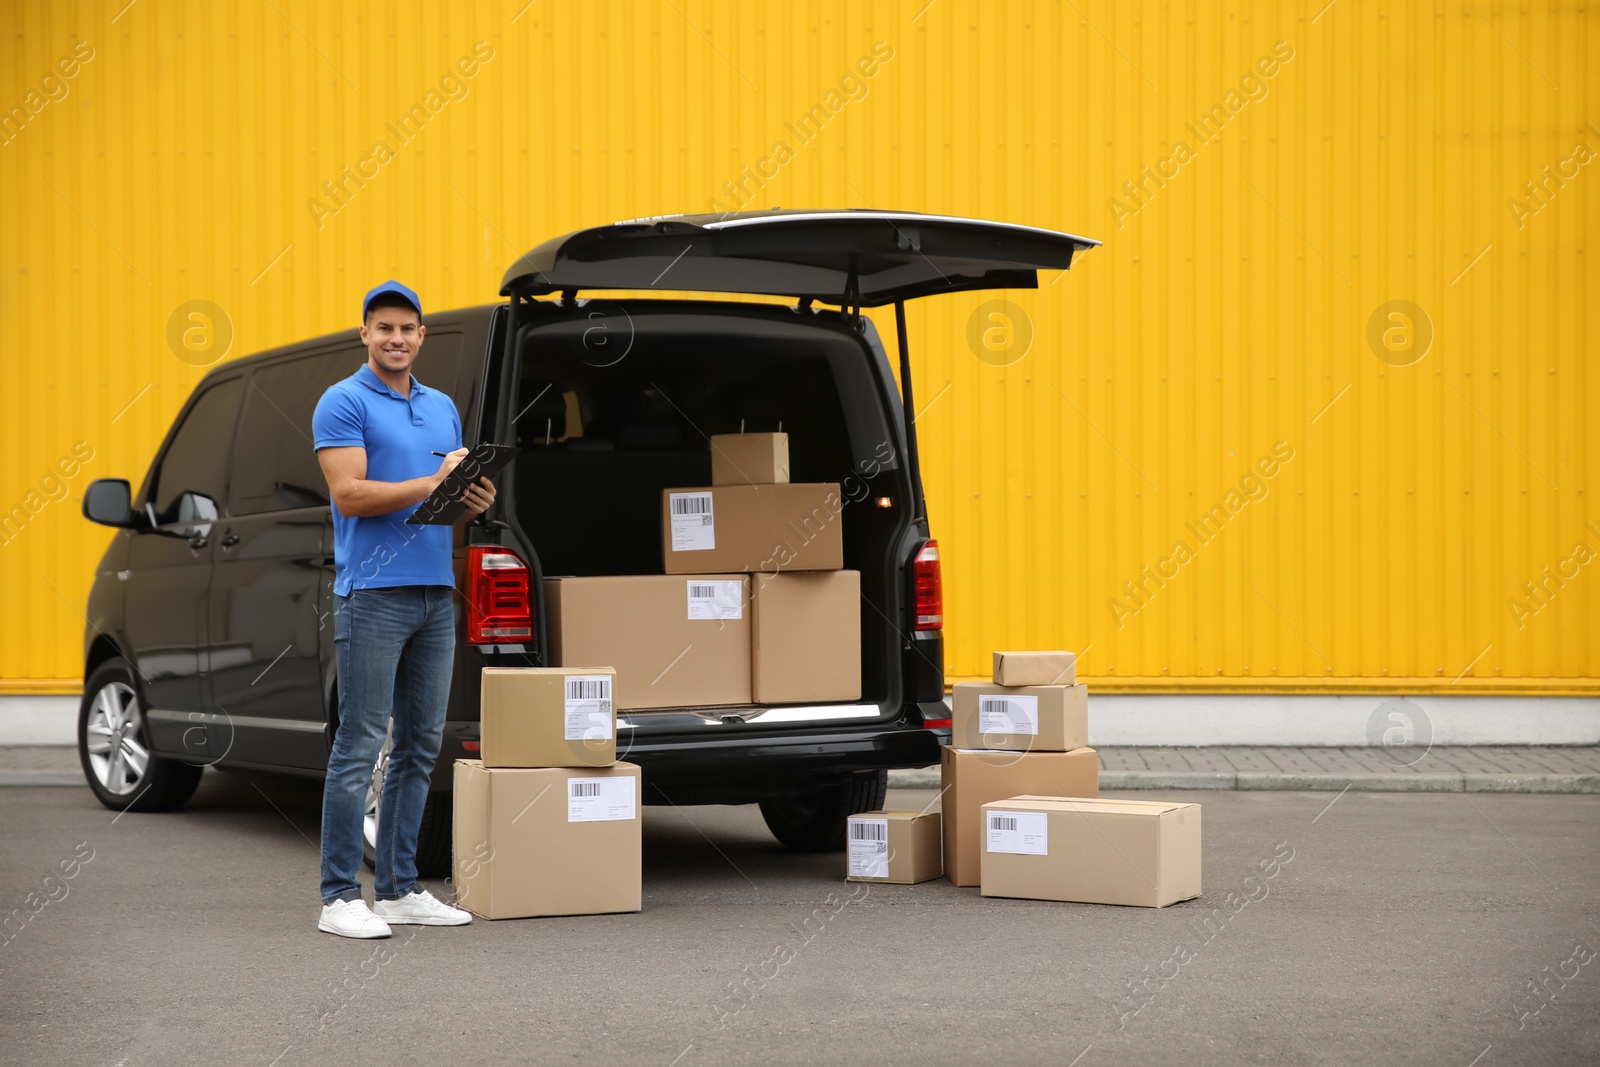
84, 680, 150, 795
362, 730, 394, 853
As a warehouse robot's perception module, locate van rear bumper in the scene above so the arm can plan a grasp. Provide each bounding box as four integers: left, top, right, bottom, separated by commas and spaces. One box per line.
434, 715, 944, 803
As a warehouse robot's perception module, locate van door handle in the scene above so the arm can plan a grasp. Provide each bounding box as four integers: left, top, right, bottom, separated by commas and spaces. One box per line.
188, 533, 208, 550
221, 533, 241, 548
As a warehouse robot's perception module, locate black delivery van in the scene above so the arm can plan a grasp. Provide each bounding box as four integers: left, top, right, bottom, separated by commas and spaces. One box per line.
78, 209, 1099, 872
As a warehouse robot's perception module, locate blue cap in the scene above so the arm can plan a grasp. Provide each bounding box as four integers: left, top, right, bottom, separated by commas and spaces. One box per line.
362, 280, 422, 320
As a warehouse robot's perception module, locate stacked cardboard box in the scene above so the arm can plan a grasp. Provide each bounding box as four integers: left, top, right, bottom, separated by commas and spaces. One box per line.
950, 651, 1205, 906
751, 568, 860, 703
654, 431, 861, 705
454, 668, 642, 919
544, 575, 753, 709
541, 433, 861, 709
662, 483, 844, 573
941, 650, 1099, 887
663, 431, 840, 574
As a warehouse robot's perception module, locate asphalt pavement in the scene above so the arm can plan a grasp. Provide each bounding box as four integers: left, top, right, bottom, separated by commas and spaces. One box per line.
2, 772, 1597, 1065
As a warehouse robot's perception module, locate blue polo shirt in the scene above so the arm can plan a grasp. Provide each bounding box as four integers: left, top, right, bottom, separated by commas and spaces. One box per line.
312, 363, 463, 596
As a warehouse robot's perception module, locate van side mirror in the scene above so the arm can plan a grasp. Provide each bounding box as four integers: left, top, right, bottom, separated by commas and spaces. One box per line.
82, 479, 135, 528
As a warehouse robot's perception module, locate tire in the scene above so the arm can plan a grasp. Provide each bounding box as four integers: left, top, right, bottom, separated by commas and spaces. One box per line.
759, 770, 889, 852
360, 733, 453, 878
78, 658, 203, 813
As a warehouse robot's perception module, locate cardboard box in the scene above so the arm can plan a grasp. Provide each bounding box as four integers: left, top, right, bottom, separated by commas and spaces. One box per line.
711, 432, 789, 486
452, 759, 642, 919
940, 746, 1099, 887
751, 570, 861, 703
662, 483, 843, 574
979, 795, 1201, 908
992, 650, 1077, 687
847, 810, 943, 884
545, 576, 751, 710
480, 667, 616, 768
951, 682, 1088, 753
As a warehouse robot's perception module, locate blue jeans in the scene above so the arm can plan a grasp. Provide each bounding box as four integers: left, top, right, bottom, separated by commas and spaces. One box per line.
320, 585, 456, 904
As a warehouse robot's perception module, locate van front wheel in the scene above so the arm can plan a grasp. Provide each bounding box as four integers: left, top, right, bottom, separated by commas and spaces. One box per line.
759, 770, 889, 852
78, 658, 203, 812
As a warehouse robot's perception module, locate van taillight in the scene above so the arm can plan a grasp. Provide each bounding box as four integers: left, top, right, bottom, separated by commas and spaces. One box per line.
466, 546, 533, 643
913, 540, 943, 630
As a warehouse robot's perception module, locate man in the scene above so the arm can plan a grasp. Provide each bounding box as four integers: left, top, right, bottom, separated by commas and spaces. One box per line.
311, 280, 495, 938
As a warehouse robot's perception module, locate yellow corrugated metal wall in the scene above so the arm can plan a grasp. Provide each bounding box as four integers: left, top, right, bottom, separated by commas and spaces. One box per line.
1, 0, 1594, 694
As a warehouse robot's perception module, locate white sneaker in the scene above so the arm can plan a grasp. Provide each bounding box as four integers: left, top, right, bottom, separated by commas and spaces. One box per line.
318, 898, 393, 939
372, 888, 472, 926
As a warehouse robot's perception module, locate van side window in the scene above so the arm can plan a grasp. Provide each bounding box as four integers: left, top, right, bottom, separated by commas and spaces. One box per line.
231, 350, 363, 515
149, 377, 244, 524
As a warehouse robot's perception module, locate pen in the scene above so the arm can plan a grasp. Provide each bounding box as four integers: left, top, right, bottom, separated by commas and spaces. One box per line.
432, 451, 449, 457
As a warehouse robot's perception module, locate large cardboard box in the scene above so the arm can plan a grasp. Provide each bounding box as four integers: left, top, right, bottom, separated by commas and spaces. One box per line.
452, 760, 642, 919
711, 432, 789, 486
979, 795, 1202, 908
992, 650, 1077, 687
940, 747, 1099, 887
545, 576, 751, 710
951, 682, 1088, 753
847, 810, 943, 884
480, 667, 616, 768
662, 483, 843, 574
751, 570, 861, 703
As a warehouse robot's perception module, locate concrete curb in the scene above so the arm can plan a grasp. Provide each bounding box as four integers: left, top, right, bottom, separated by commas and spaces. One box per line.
886, 768, 1600, 794
0, 771, 84, 787
1462, 773, 1600, 794
1102, 771, 1237, 790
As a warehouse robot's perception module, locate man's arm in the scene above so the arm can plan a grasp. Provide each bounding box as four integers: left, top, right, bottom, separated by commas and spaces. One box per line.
317, 446, 467, 518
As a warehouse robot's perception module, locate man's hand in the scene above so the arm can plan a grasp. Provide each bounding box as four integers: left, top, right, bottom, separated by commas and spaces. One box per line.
433, 447, 469, 486
459, 476, 496, 519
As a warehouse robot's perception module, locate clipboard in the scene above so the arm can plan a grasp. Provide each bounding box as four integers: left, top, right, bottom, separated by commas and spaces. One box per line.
406, 443, 520, 525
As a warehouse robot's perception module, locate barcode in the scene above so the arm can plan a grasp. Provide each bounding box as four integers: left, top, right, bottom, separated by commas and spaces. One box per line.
850, 821, 887, 841
570, 781, 602, 797
688, 584, 717, 599
566, 679, 609, 700
672, 495, 711, 515
980, 696, 1011, 714
990, 815, 1018, 832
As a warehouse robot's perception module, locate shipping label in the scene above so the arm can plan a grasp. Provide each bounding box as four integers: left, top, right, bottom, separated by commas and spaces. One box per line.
848, 817, 889, 878
669, 491, 715, 551
567, 775, 637, 822
986, 810, 1049, 855
563, 674, 613, 741
686, 579, 743, 620
978, 694, 1039, 736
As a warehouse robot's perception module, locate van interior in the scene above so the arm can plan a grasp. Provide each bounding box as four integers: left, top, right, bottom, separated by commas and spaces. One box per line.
502, 302, 912, 711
